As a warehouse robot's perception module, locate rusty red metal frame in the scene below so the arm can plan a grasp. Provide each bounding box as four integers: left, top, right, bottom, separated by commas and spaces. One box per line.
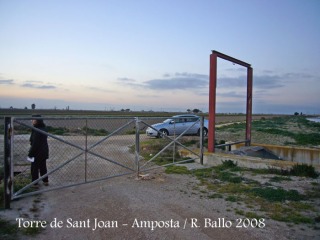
208, 50, 253, 152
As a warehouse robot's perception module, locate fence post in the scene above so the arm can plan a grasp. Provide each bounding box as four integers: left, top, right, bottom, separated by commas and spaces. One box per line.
200, 116, 204, 165
85, 119, 88, 183
135, 117, 140, 176
4, 117, 12, 209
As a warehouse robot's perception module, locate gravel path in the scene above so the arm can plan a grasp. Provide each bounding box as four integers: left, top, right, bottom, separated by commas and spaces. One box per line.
2, 167, 316, 240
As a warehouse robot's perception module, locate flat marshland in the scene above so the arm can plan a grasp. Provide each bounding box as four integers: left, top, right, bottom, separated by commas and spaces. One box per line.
0, 111, 319, 240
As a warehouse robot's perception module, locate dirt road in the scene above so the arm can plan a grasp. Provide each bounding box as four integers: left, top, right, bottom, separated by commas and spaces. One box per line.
1, 168, 313, 240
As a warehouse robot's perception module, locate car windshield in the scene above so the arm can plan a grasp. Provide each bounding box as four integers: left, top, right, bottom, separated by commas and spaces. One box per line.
163, 118, 173, 123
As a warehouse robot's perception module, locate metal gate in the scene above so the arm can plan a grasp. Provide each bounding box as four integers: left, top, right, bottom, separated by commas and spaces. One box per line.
3, 116, 205, 208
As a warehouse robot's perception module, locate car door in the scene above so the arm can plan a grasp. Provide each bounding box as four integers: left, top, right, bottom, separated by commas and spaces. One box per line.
185, 117, 200, 134
172, 117, 186, 135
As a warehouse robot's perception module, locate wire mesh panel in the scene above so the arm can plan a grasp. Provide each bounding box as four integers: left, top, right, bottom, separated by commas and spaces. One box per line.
138, 116, 205, 171
11, 117, 137, 199
7, 115, 205, 200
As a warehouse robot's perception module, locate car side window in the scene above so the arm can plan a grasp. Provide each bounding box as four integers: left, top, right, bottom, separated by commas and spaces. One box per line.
186, 117, 198, 122
175, 118, 184, 123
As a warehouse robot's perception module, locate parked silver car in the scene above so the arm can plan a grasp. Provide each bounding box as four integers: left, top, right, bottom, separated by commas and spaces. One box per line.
146, 115, 208, 137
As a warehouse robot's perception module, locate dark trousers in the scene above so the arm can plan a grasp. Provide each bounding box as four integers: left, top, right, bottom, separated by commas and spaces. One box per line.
31, 158, 48, 183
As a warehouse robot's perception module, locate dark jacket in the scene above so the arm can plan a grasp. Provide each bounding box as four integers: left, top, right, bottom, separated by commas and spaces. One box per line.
28, 122, 49, 160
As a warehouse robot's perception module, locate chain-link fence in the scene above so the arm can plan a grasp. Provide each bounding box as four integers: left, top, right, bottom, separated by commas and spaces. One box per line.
3, 116, 205, 205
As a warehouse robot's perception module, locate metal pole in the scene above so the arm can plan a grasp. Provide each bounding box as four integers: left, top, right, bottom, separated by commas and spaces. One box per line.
208, 52, 217, 152
135, 117, 140, 176
85, 119, 88, 182
4, 117, 12, 209
173, 121, 176, 163
246, 67, 253, 146
200, 116, 204, 165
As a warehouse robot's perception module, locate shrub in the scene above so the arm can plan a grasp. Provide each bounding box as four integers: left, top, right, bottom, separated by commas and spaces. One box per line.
294, 133, 320, 145
215, 160, 240, 172
250, 187, 304, 202
0, 217, 18, 240
222, 159, 238, 168
290, 164, 319, 178
47, 126, 67, 135
216, 171, 243, 183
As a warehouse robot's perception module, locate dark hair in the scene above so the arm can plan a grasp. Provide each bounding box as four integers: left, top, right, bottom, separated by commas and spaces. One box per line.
32, 114, 45, 127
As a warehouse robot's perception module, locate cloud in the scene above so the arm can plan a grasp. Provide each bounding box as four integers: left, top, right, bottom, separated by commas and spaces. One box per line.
283, 72, 317, 82
253, 89, 272, 99
116, 77, 144, 88
21, 81, 57, 89
136, 94, 161, 98
218, 74, 285, 89
217, 91, 246, 98
0, 79, 14, 85
217, 76, 247, 88
254, 75, 286, 89
261, 70, 274, 74
117, 77, 136, 83
86, 86, 115, 93
253, 72, 318, 88
115, 71, 318, 102
173, 72, 208, 79
22, 83, 56, 89
143, 72, 209, 90
162, 73, 171, 78
194, 90, 209, 96
115, 72, 210, 91
225, 67, 247, 73
144, 78, 205, 90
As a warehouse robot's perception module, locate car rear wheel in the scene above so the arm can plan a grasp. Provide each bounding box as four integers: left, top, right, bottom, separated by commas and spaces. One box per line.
158, 129, 169, 138
197, 127, 208, 136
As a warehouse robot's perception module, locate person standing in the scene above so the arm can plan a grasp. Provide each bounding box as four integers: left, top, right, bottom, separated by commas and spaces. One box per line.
28, 115, 49, 186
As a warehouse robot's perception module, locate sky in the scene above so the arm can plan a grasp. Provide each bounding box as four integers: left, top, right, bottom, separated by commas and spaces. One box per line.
0, 0, 319, 114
